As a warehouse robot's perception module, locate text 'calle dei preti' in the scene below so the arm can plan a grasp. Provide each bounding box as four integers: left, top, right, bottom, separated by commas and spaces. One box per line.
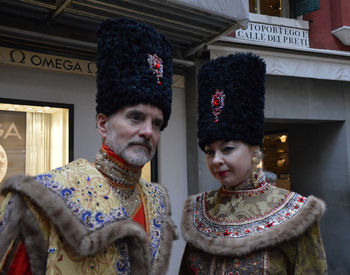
235, 22, 309, 48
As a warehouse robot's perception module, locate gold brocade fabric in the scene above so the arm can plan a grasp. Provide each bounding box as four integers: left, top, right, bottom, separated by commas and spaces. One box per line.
26, 196, 121, 275
180, 175, 328, 274
179, 222, 327, 274
192, 181, 308, 239
0, 156, 169, 274
207, 185, 289, 220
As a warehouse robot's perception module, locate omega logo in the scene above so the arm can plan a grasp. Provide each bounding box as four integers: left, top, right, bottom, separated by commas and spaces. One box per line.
87, 61, 97, 74
9, 49, 26, 64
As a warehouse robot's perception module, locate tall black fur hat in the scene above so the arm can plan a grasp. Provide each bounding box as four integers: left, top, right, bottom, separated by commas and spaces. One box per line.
96, 18, 173, 129
197, 53, 266, 150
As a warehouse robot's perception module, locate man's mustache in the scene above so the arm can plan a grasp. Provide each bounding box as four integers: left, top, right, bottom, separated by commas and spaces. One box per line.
128, 139, 152, 152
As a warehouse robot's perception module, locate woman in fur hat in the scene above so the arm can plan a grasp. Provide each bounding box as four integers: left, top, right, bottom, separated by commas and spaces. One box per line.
179, 53, 327, 274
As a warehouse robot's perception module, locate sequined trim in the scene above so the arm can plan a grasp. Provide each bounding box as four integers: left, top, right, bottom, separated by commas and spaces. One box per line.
193, 192, 307, 238
262, 250, 269, 275
141, 181, 166, 263
95, 149, 141, 187
115, 240, 131, 274
218, 180, 270, 199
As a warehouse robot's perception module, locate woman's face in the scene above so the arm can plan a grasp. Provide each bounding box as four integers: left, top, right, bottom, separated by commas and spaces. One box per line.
205, 140, 254, 189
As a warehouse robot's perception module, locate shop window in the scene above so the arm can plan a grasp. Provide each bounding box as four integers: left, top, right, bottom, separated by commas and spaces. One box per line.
250, 0, 319, 18
262, 132, 290, 190
250, 0, 285, 17
0, 99, 73, 184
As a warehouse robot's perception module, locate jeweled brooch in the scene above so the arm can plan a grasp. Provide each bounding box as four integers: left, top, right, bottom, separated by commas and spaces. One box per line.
147, 53, 163, 85
211, 89, 225, 123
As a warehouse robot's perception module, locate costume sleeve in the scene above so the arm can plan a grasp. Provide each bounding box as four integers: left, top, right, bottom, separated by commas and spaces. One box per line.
0, 193, 22, 271
179, 243, 192, 275
294, 222, 328, 274
275, 222, 328, 274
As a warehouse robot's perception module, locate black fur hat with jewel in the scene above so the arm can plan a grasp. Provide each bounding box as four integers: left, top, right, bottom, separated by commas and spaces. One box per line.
96, 18, 173, 130
197, 53, 266, 150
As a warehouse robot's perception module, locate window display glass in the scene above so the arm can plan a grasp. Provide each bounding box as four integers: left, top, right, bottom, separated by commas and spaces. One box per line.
0, 103, 70, 183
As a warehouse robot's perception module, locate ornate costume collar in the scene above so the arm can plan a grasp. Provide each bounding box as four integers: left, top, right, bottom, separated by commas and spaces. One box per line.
181, 179, 326, 257
94, 145, 143, 216
94, 145, 142, 188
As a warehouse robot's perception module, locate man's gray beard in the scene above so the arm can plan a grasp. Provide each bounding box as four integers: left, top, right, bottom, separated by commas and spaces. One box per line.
105, 129, 155, 167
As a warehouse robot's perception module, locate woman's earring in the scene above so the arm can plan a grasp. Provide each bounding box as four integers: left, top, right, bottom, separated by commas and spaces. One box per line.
251, 154, 262, 188
252, 156, 260, 165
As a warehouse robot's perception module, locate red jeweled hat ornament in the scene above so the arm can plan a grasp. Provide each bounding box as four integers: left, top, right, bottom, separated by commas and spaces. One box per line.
197, 53, 266, 151
211, 89, 226, 123
148, 53, 163, 85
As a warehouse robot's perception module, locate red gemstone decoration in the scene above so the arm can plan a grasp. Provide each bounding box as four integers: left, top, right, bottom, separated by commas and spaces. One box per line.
211, 89, 226, 123
147, 54, 163, 85
266, 222, 274, 228
298, 196, 305, 203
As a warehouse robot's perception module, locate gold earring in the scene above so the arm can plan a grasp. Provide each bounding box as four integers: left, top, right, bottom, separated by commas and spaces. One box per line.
252, 156, 259, 165
251, 155, 262, 188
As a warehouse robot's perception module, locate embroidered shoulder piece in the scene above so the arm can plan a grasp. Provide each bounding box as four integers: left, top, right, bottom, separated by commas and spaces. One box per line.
33, 159, 130, 231
181, 184, 326, 257
34, 160, 169, 261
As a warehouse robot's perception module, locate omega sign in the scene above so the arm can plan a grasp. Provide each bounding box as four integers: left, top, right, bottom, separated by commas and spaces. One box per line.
235, 22, 309, 48
0, 47, 97, 76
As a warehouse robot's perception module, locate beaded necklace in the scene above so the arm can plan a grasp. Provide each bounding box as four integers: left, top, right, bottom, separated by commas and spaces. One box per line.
94, 146, 142, 217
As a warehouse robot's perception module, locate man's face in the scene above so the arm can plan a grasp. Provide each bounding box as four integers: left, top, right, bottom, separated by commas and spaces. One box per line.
97, 104, 164, 166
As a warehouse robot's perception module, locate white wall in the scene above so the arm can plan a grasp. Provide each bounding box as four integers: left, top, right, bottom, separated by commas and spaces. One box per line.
159, 86, 188, 274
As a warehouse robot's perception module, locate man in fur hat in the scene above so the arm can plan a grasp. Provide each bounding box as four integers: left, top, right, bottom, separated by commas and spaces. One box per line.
0, 18, 176, 274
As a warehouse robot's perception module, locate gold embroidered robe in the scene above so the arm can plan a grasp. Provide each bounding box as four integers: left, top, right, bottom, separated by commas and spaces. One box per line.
0, 158, 176, 274
179, 181, 327, 274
